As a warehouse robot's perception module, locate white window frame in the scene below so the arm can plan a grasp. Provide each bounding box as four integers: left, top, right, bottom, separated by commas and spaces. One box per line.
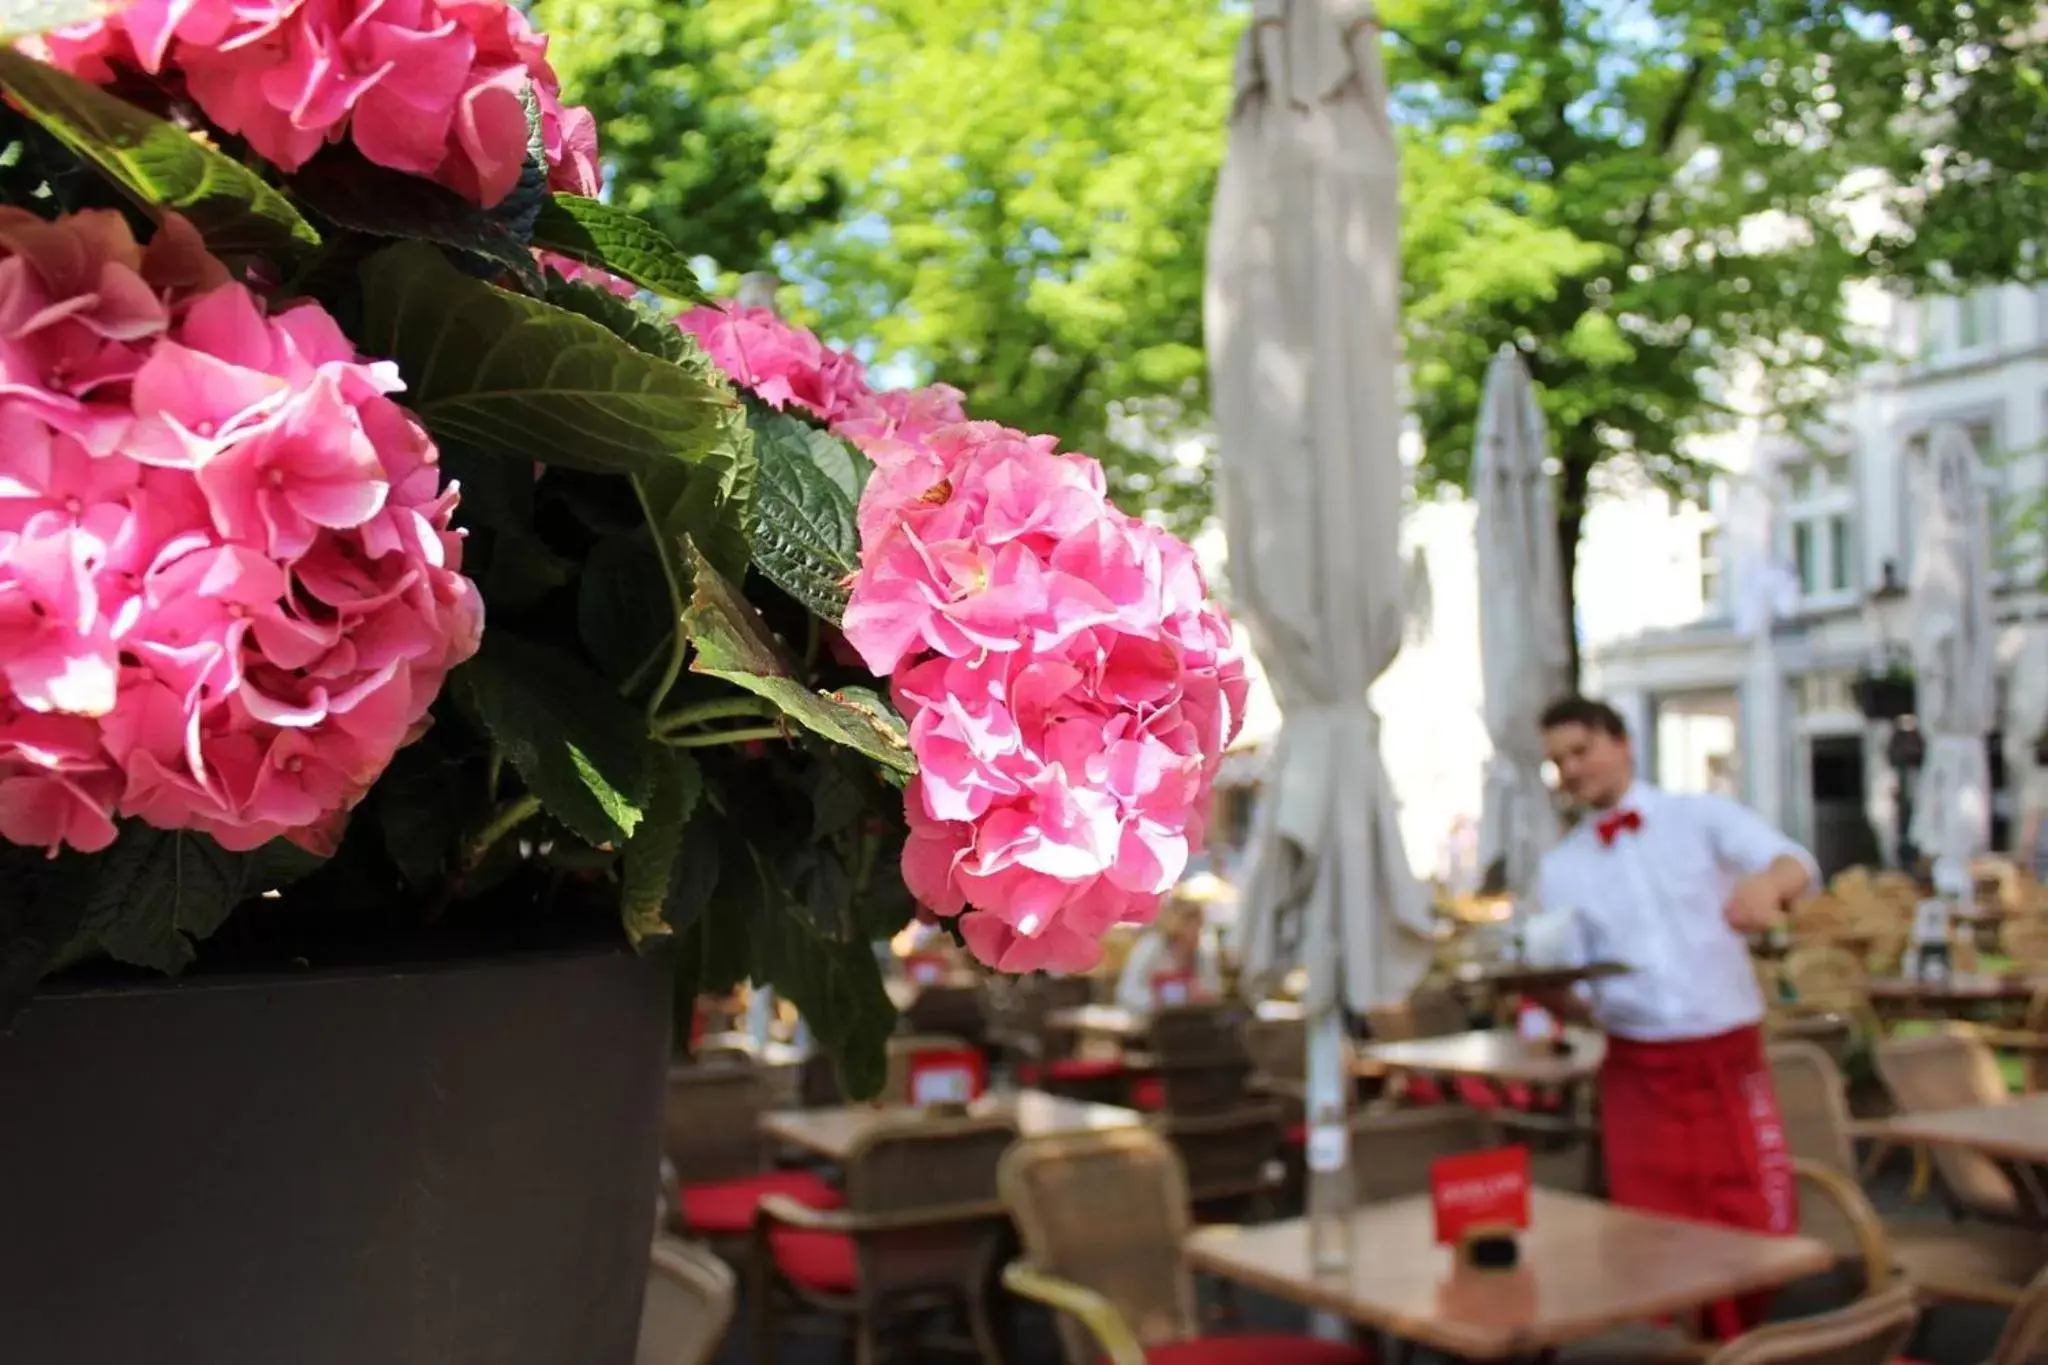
1780, 453, 1858, 612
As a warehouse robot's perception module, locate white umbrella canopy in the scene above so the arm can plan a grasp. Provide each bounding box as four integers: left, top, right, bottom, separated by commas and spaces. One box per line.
1473, 347, 1571, 899
1207, 0, 1431, 1020
1909, 423, 1997, 877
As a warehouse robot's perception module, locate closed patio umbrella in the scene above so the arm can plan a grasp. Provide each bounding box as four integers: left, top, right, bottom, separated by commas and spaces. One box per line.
1206, 0, 1430, 1255
1909, 423, 1996, 885
1473, 347, 1571, 900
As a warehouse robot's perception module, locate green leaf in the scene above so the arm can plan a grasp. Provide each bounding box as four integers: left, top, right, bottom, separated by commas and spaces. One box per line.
543, 276, 693, 364
745, 406, 860, 622
287, 145, 540, 288
355, 241, 740, 477
578, 531, 675, 687
0, 0, 124, 43
456, 631, 657, 847
531, 194, 709, 304
656, 424, 756, 585
620, 750, 703, 946
680, 541, 915, 775
438, 441, 575, 611
746, 848, 895, 1099
72, 825, 258, 973
0, 49, 320, 255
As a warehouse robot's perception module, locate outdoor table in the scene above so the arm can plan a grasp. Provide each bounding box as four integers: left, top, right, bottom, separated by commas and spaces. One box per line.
694, 1032, 806, 1068
1449, 962, 1631, 993
1182, 1189, 1832, 1361
1359, 1028, 1605, 1088
760, 1088, 1142, 1162
1045, 998, 1304, 1042
1864, 973, 2041, 1013
1861, 1092, 2048, 1166
1860, 1093, 2048, 1226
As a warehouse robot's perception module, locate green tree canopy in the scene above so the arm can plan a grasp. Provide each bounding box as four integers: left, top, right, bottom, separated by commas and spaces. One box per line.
532, 0, 840, 273
701, 0, 1239, 534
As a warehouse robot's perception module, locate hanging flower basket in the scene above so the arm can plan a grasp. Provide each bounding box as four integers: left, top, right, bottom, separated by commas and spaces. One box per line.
1851, 671, 1917, 722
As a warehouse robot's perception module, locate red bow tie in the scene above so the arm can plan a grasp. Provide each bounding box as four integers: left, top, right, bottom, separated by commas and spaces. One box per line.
1596, 809, 1643, 847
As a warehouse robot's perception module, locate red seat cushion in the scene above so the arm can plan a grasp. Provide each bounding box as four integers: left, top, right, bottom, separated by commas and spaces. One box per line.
1045, 1057, 1126, 1082
1131, 1076, 1168, 1110
678, 1170, 842, 1235
1130, 1337, 1374, 1364
1403, 1075, 1447, 1105
769, 1226, 857, 1292
1453, 1076, 1506, 1108
1284, 1122, 1308, 1146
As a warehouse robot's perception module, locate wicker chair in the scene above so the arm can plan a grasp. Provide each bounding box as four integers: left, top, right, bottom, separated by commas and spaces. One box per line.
1990, 1264, 2048, 1364
667, 1065, 840, 1245
998, 1127, 1371, 1365
637, 1237, 737, 1365
1774, 1037, 2046, 1308
749, 1115, 1017, 1365
1872, 1030, 2039, 1224
1698, 1281, 1919, 1365
2001, 915, 2048, 973
1148, 1003, 1255, 1116
1153, 1103, 1286, 1221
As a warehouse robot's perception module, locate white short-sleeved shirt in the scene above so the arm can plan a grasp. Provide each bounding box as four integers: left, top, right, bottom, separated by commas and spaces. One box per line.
1527, 783, 1818, 1043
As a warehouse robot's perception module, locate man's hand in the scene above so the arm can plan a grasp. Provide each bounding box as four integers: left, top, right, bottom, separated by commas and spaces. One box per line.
1724, 874, 1784, 933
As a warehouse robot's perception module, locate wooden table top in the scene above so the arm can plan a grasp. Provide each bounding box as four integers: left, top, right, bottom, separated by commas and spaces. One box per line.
1449, 961, 1632, 992
1860, 1093, 2048, 1165
1183, 1189, 1832, 1359
693, 1033, 806, 1068
1045, 999, 1305, 1040
761, 1088, 1141, 1161
1864, 973, 2041, 1003
1359, 1029, 1606, 1086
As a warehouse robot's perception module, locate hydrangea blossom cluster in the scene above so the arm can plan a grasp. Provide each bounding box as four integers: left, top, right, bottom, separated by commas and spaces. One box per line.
678, 302, 1246, 972
28, 0, 600, 207
0, 208, 482, 857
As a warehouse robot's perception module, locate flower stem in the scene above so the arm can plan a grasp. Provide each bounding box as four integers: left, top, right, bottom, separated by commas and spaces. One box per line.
633, 479, 689, 725
663, 725, 785, 749
465, 794, 544, 868
654, 697, 776, 735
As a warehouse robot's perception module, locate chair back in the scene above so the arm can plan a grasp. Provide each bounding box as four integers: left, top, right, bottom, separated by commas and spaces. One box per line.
842, 1115, 1018, 1300
1150, 1003, 1254, 1115
1155, 1103, 1285, 1216
1789, 894, 1857, 944
1000, 1127, 1198, 1365
1349, 1105, 1495, 1204
881, 1034, 972, 1106
664, 1065, 769, 1182
2001, 915, 2048, 970
1243, 1017, 1306, 1088
1783, 945, 1866, 1011
1364, 985, 1466, 1042
904, 984, 988, 1046
1992, 1263, 2048, 1365
1873, 1030, 2022, 1218
1702, 1280, 1918, 1365
637, 1237, 736, 1365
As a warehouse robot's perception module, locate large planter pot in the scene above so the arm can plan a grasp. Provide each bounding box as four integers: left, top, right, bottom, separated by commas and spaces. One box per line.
0, 944, 672, 1365
1851, 674, 1916, 722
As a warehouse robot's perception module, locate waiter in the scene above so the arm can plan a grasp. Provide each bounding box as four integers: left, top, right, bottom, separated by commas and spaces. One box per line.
1526, 696, 1815, 1335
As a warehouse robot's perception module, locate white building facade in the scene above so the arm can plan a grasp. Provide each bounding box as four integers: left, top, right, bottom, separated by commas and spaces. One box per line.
1586, 283, 2048, 874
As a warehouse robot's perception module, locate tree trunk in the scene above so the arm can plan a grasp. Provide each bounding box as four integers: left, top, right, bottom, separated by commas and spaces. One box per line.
1555, 437, 1595, 693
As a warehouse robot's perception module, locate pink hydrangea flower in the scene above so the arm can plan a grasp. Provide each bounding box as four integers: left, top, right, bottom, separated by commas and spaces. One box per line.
0, 207, 481, 858
680, 300, 1246, 974
25, 0, 600, 208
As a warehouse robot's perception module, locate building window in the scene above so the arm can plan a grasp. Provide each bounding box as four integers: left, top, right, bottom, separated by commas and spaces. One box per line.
1783, 453, 1856, 605
1699, 526, 1721, 613
1957, 288, 2000, 352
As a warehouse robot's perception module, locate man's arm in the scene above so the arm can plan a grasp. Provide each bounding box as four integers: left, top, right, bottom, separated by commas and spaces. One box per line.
1700, 796, 1818, 932
1521, 860, 1596, 1023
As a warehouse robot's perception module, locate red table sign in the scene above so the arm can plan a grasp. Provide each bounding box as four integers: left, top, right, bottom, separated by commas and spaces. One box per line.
1151, 971, 1196, 1007
1430, 1145, 1531, 1246
906, 1048, 987, 1107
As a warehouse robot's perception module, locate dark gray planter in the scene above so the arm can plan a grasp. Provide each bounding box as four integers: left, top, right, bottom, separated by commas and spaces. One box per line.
0, 944, 672, 1365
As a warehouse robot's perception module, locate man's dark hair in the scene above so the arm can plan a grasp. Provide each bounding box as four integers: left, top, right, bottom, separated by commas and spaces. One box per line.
1538, 695, 1629, 739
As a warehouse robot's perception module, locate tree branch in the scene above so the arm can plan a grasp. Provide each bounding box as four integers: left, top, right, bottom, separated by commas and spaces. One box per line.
1617, 55, 1710, 263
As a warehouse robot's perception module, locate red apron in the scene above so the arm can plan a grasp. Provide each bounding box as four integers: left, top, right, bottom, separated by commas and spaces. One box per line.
1599, 1024, 1796, 1337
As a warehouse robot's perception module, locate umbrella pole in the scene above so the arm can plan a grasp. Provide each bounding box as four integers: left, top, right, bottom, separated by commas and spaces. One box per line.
1305, 1006, 1354, 1261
